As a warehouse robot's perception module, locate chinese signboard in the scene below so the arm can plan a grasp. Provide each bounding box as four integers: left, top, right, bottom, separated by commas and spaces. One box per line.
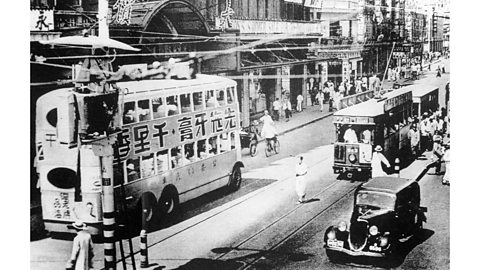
216, 0, 234, 30
30, 9, 54, 31
384, 91, 412, 112
112, 0, 136, 25
114, 106, 239, 162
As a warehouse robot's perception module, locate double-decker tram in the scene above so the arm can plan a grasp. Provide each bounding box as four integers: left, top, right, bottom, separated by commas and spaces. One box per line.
35, 72, 244, 235
408, 84, 439, 118
332, 88, 413, 179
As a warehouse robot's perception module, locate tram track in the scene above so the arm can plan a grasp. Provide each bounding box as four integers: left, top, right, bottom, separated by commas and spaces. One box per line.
212, 180, 360, 270
110, 153, 333, 268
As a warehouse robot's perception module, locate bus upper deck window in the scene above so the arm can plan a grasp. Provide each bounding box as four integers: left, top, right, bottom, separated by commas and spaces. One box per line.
180, 93, 193, 114
209, 136, 218, 155
206, 90, 217, 108
193, 92, 205, 111
123, 102, 137, 124
166, 96, 179, 116
156, 150, 169, 173
126, 158, 140, 182
226, 87, 235, 104
152, 97, 166, 119
216, 89, 226, 106
138, 99, 151, 122
113, 162, 125, 187
141, 153, 154, 178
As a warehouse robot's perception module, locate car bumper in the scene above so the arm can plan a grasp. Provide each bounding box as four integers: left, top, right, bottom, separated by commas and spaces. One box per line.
325, 245, 386, 257
333, 165, 371, 173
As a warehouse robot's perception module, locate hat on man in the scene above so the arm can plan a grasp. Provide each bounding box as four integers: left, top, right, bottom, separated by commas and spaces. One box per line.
433, 135, 442, 142
72, 220, 87, 231
127, 163, 135, 170
374, 145, 383, 152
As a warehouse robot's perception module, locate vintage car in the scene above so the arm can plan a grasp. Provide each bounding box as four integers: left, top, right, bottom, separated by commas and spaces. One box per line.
324, 177, 427, 262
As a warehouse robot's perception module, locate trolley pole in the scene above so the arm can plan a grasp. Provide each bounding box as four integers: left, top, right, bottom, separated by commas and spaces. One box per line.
92, 136, 118, 270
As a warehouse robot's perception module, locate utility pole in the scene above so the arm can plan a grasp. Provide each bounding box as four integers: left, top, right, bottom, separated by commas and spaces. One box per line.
98, 0, 109, 38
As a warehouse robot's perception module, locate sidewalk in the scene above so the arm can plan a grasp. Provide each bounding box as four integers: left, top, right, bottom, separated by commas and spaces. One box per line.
382, 58, 443, 89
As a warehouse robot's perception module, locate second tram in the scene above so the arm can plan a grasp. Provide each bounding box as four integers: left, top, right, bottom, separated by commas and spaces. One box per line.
332, 88, 413, 179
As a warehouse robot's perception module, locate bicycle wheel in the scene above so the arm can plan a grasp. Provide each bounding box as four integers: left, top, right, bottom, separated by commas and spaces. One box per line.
249, 141, 258, 157
265, 142, 271, 157
274, 140, 280, 154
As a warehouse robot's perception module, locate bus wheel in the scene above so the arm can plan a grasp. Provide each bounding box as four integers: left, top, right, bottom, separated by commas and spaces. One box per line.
134, 192, 157, 232
158, 186, 179, 221
227, 166, 242, 192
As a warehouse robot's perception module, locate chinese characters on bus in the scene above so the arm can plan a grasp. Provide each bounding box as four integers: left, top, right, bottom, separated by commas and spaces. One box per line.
114, 107, 237, 162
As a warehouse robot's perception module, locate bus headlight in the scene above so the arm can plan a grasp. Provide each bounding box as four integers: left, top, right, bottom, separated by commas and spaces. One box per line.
327, 230, 336, 240
379, 236, 389, 247
369, 225, 379, 236
348, 154, 357, 163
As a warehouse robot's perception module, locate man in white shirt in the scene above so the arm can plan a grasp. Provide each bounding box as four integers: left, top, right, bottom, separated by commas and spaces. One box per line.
296, 94, 304, 112
295, 156, 308, 203
272, 98, 282, 121
343, 125, 358, 143
371, 145, 391, 178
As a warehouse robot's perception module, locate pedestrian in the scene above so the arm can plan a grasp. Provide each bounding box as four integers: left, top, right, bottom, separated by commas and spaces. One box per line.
408, 123, 420, 158
295, 156, 308, 204
371, 145, 391, 178
436, 65, 442, 77
296, 93, 304, 112
442, 142, 450, 185
441, 63, 446, 73
282, 97, 292, 122
66, 221, 94, 270
315, 90, 324, 111
432, 134, 444, 175
272, 98, 281, 121
309, 87, 317, 106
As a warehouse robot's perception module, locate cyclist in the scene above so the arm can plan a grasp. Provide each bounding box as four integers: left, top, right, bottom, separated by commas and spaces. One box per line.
259, 110, 278, 151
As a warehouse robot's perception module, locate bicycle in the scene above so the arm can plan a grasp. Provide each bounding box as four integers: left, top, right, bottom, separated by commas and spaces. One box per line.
265, 136, 280, 157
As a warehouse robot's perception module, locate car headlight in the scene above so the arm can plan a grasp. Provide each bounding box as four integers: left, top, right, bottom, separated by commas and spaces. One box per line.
379, 236, 388, 247
338, 221, 347, 232
348, 154, 357, 162
369, 225, 379, 236
327, 230, 336, 240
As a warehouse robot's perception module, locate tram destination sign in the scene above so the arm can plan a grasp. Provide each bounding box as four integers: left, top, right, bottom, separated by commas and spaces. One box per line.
384, 91, 412, 112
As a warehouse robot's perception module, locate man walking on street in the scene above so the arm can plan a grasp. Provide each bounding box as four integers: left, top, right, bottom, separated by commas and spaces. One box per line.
315, 90, 324, 111
408, 124, 420, 158
442, 143, 450, 185
432, 134, 444, 175
295, 156, 308, 204
371, 145, 391, 178
296, 93, 304, 112
272, 98, 281, 121
66, 221, 94, 270
282, 97, 292, 122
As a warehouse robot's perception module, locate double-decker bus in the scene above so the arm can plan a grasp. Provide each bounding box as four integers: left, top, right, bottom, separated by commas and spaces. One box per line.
332, 88, 413, 179
35, 74, 244, 234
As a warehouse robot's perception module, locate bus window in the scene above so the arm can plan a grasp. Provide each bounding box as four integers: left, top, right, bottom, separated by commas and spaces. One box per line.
216, 89, 226, 106
197, 139, 208, 159
180, 93, 193, 114
172, 146, 190, 168
209, 136, 219, 155
193, 92, 205, 111
152, 97, 166, 119
126, 158, 140, 182
206, 90, 217, 108
226, 87, 235, 104
141, 153, 154, 178
156, 149, 169, 173
138, 99, 151, 122
166, 96, 179, 116
184, 142, 196, 162
219, 133, 230, 153
123, 101, 137, 124
113, 162, 124, 187
230, 132, 236, 150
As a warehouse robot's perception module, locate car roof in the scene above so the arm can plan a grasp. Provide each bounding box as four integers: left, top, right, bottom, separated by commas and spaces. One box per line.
359, 177, 416, 194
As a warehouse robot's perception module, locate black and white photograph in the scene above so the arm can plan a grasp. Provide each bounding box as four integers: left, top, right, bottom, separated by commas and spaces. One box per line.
19, 0, 473, 269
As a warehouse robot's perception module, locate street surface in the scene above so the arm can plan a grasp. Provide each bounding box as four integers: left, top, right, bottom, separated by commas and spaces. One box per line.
30, 58, 450, 270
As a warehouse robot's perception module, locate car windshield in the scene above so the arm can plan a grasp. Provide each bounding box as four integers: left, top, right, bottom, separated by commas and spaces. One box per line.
356, 191, 395, 210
